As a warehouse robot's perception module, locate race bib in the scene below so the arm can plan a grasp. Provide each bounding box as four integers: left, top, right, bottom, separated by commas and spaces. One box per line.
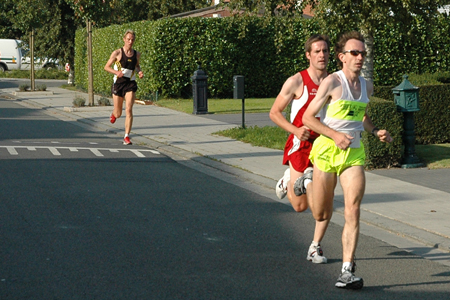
347, 131, 362, 149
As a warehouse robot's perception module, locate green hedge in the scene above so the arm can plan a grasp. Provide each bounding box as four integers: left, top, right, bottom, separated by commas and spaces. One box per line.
415, 85, 450, 144
373, 13, 450, 85
363, 97, 403, 169
74, 17, 333, 99
374, 83, 450, 145
75, 14, 450, 99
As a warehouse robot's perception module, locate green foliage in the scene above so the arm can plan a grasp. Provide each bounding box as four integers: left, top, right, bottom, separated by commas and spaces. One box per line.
75, 17, 328, 99
36, 84, 47, 91
72, 95, 86, 107
147, 0, 210, 20
12, 0, 50, 32
66, 0, 115, 23
373, 80, 450, 145
414, 85, 450, 144
0, 1, 22, 38
75, 15, 450, 100
364, 97, 403, 169
0, 69, 67, 79
216, 126, 289, 150
97, 97, 111, 106
154, 97, 275, 114
18, 84, 29, 91
373, 13, 450, 85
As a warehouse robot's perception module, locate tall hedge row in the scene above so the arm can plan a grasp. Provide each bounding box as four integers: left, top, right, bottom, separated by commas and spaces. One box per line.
75, 17, 326, 99
74, 14, 450, 99
373, 14, 450, 85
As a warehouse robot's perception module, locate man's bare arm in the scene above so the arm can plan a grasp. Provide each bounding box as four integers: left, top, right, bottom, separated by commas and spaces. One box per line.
104, 49, 122, 77
269, 75, 311, 141
135, 51, 143, 79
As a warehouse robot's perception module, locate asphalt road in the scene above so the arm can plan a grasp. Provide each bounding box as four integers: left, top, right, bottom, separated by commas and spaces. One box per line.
1, 81, 450, 299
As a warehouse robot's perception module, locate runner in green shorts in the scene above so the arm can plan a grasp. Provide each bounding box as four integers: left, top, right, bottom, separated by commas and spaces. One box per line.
301, 31, 393, 290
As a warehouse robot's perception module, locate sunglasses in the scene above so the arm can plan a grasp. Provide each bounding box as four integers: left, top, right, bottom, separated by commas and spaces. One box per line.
342, 50, 367, 57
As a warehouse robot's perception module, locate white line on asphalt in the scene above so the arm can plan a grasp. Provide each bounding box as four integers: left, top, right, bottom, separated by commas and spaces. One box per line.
130, 150, 145, 158
0, 146, 161, 157
6, 147, 18, 155
90, 149, 104, 157
48, 147, 61, 156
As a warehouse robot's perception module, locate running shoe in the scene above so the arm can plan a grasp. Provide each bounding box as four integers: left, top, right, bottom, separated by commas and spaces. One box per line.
123, 136, 132, 145
351, 259, 357, 273
110, 113, 116, 124
306, 244, 328, 264
335, 266, 364, 289
275, 168, 290, 199
293, 167, 313, 196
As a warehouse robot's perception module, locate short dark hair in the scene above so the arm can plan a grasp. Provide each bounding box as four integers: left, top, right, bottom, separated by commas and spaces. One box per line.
335, 31, 365, 68
304, 34, 331, 54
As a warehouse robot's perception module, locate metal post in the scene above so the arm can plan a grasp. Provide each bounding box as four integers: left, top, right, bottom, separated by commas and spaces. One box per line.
233, 75, 245, 128
87, 20, 94, 106
241, 98, 245, 129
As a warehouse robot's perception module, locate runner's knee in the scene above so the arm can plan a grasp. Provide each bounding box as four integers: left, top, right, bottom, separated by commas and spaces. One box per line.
287, 194, 308, 212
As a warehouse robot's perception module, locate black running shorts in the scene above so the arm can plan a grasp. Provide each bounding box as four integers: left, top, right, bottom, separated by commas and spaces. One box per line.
111, 80, 138, 97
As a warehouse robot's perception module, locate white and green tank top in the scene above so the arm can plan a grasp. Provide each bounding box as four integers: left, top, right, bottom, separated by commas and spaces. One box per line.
322, 70, 369, 132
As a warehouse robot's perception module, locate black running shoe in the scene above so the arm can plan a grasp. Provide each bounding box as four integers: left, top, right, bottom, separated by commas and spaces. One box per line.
293, 167, 313, 196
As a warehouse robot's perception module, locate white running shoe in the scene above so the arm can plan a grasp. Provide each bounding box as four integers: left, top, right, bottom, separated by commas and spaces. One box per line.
306, 244, 328, 264
335, 266, 364, 289
275, 168, 290, 199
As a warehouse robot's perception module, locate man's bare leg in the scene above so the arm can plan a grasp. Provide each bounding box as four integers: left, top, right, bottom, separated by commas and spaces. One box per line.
112, 95, 124, 119
124, 91, 135, 135
339, 166, 365, 264
286, 163, 308, 212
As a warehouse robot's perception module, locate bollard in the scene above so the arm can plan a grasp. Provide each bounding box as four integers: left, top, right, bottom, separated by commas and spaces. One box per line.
191, 65, 208, 114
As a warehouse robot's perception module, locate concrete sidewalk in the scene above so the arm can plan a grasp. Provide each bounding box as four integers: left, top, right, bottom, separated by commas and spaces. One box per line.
2, 84, 450, 267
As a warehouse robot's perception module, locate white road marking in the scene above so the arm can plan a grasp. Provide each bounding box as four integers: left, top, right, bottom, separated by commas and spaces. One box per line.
90, 149, 104, 157
48, 147, 61, 156
0, 146, 160, 158
6, 147, 18, 155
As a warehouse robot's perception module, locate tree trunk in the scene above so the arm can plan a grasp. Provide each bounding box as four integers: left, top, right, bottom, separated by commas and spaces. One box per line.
360, 27, 374, 90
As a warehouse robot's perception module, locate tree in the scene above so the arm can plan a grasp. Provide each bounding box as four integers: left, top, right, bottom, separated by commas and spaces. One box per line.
300, 0, 448, 84
147, 0, 211, 20
0, 1, 22, 39
225, 0, 447, 84
225, 0, 303, 17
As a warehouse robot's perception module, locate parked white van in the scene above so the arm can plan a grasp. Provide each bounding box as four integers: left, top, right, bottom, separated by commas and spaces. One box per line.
0, 39, 22, 71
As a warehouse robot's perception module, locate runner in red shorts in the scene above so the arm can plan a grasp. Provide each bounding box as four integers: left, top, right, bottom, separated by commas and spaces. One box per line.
269, 34, 331, 264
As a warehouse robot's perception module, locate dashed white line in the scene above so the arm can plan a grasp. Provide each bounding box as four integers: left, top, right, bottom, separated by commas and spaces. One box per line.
90, 149, 104, 157
48, 147, 61, 156
6, 147, 18, 155
0, 146, 160, 158
130, 150, 145, 158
